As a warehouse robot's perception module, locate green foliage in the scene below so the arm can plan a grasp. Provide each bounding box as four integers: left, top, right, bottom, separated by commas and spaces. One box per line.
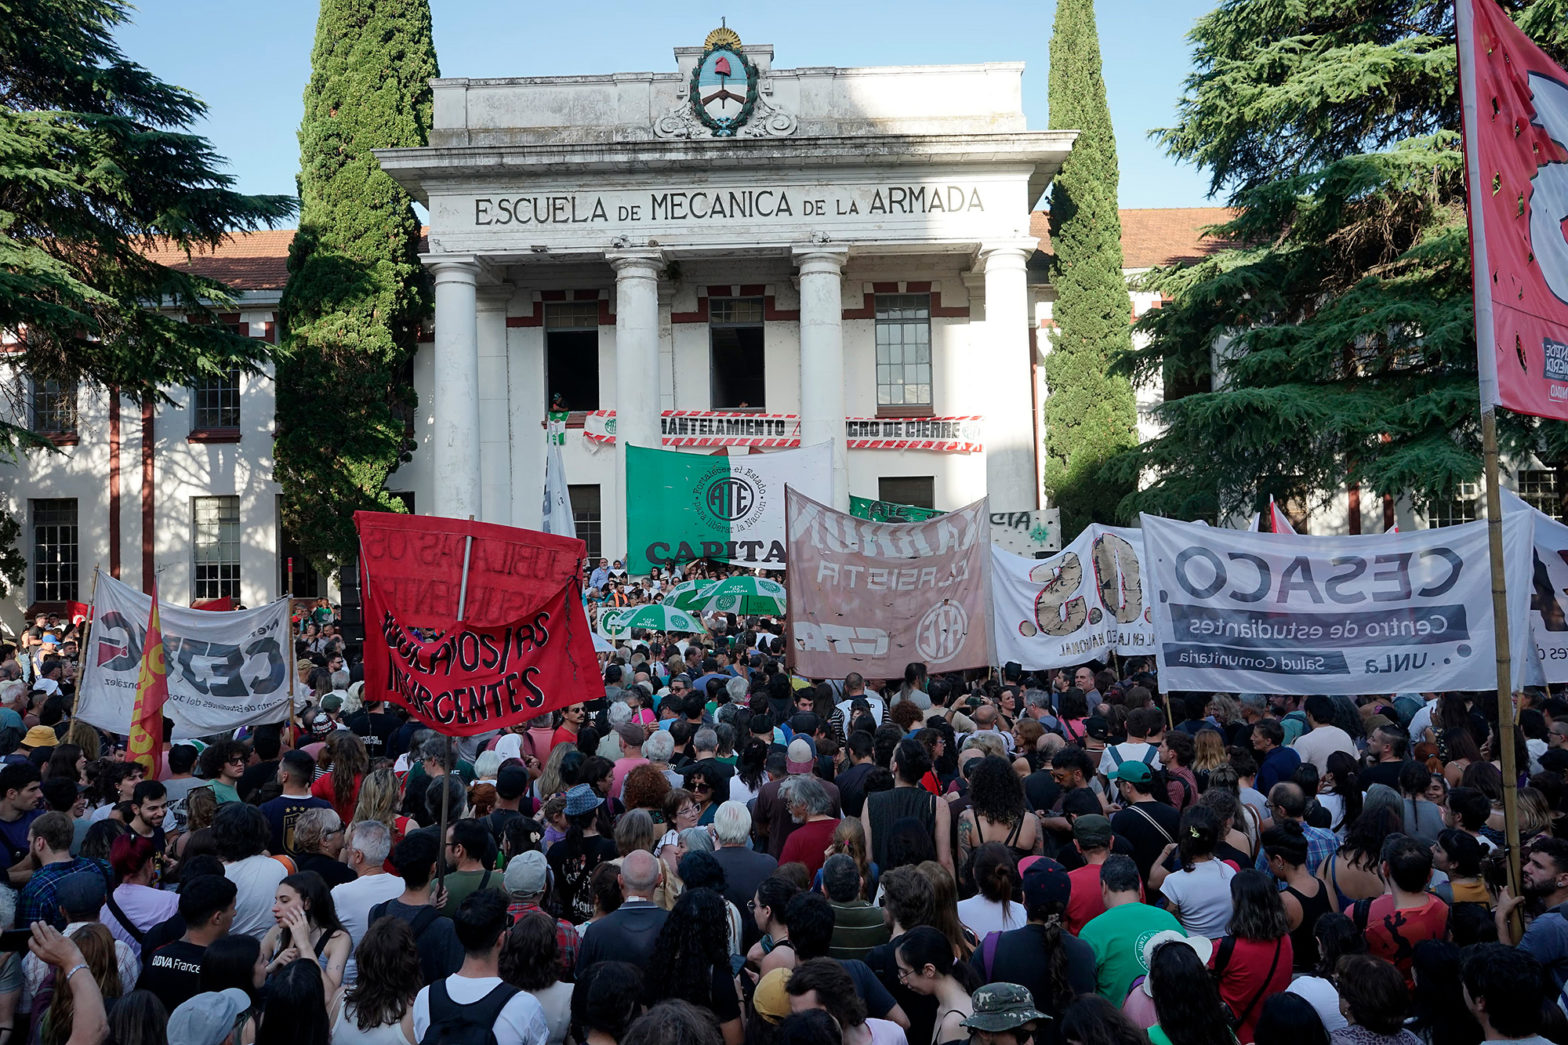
0, 0, 295, 452
1110, 0, 1568, 523
275, 0, 438, 575
1044, 0, 1140, 536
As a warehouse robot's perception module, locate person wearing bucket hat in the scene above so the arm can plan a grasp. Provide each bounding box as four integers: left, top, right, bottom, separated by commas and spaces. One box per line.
752, 967, 793, 1026
562, 782, 603, 818
19, 725, 56, 751
168, 987, 254, 1045
548, 784, 617, 923
960, 982, 1049, 1043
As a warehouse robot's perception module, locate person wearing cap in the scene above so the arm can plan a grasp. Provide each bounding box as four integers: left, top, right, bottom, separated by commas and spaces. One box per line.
959, 982, 1050, 1045
18, 866, 138, 1024
752, 967, 794, 1030
754, 738, 841, 860
503, 849, 579, 980
1107, 760, 1180, 883
1078, 854, 1182, 1005
169, 986, 253, 1045
966, 859, 1093, 1040
1063, 814, 1119, 934
331, 819, 402, 989
546, 783, 616, 924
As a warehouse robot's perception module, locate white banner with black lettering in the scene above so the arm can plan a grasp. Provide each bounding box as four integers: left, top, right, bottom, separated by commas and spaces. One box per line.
75, 574, 293, 737
991, 526, 1155, 670
1141, 513, 1537, 694
1503, 490, 1568, 683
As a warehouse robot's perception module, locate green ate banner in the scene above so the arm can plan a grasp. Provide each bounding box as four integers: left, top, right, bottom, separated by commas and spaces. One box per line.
849, 495, 945, 523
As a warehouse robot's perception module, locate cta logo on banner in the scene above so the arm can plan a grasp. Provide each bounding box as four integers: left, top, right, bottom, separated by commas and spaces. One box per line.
992, 525, 1154, 671
625, 443, 832, 574
1142, 513, 1536, 695
786, 487, 990, 677
355, 512, 602, 736
75, 574, 292, 738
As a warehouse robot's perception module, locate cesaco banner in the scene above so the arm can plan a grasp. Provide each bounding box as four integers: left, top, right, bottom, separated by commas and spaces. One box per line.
356, 512, 602, 735
1142, 513, 1537, 694
626, 443, 832, 573
786, 487, 991, 677
75, 574, 291, 738
991, 525, 1154, 671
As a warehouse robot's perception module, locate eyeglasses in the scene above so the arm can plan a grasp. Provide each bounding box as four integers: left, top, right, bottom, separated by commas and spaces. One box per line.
678, 804, 699, 817
895, 966, 914, 983
226, 757, 246, 766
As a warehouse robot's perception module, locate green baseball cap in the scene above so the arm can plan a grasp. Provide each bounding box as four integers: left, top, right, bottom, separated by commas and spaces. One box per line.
1108, 760, 1152, 784
960, 983, 1050, 1033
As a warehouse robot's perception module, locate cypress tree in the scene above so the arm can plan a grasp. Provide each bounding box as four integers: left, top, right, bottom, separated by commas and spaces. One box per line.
1107, 1, 1568, 523
275, 0, 439, 574
1044, 0, 1140, 537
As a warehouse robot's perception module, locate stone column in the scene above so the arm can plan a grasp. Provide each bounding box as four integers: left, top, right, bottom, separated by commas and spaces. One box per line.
427, 255, 482, 520
980, 242, 1040, 512
607, 249, 663, 560
793, 246, 850, 511
475, 284, 513, 526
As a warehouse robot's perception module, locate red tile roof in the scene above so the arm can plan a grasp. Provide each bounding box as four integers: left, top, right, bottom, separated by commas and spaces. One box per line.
1031, 207, 1236, 270
139, 211, 1233, 293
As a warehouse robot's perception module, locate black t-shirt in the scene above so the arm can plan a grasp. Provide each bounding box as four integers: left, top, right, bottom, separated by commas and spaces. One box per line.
238, 759, 281, 805
1111, 801, 1182, 882
867, 934, 938, 1045
548, 835, 619, 924
345, 710, 401, 757
970, 925, 1096, 1045
297, 851, 357, 888
138, 914, 185, 959
136, 939, 206, 1013
834, 762, 877, 819
1360, 760, 1405, 792
1023, 770, 1061, 814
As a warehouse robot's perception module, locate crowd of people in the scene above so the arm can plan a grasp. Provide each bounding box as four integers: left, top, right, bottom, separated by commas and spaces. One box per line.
4, 578, 1568, 1045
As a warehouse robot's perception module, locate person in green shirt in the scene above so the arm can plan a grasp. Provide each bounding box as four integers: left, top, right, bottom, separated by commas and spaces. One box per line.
437, 817, 506, 917
197, 740, 249, 805
1078, 854, 1183, 1005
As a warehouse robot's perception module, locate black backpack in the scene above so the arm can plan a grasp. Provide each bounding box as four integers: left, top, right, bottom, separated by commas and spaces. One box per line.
419, 978, 520, 1045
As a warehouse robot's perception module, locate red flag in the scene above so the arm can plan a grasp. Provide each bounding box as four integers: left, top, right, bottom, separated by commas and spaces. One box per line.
1459, 0, 1568, 418
127, 579, 168, 777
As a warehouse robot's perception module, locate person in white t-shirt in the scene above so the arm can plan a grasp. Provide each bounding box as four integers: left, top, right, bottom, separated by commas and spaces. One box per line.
331, 820, 404, 990
1291, 695, 1359, 774
1147, 805, 1237, 939
413, 890, 549, 1045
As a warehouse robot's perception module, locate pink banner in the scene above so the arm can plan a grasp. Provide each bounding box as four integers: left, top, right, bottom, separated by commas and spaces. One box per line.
785, 488, 991, 678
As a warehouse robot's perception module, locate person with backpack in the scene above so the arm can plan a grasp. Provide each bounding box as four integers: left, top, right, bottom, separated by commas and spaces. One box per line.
369, 833, 465, 986
1097, 708, 1165, 780
412, 889, 549, 1045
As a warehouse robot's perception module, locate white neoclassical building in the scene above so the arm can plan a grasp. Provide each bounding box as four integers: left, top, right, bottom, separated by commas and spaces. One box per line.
375, 26, 1074, 557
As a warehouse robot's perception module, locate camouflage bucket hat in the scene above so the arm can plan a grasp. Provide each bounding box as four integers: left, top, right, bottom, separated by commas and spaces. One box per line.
959, 983, 1050, 1032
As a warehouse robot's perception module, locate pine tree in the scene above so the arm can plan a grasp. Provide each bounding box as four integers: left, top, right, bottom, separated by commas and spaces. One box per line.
1044, 0, 1140, 537
0, 0, 294, 451
275, 0, 438, 574
1108, 1, 1568, 523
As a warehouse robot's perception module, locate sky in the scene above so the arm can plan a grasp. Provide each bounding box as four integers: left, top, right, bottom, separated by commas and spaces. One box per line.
116, 0, 1218, 214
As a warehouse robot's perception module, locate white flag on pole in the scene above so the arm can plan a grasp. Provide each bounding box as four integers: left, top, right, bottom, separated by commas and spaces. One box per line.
542, 414, 575, 538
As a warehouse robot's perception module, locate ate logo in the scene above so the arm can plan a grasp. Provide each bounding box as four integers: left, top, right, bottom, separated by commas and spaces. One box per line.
1529, 72, 1568, 307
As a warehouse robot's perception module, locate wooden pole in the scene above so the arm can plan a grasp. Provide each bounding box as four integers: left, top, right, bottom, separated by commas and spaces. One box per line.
437, 517, 476, 899
1482, 409, 1524, 937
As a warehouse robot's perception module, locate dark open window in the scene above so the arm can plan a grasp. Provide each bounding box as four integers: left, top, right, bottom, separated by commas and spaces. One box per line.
545, 302, 601, 412
878, 476, 935, 509
710, 297, 766, 409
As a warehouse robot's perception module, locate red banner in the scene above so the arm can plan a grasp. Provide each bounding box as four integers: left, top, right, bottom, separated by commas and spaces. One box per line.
355, 512, 601, 736
1460, 0, 1568, 418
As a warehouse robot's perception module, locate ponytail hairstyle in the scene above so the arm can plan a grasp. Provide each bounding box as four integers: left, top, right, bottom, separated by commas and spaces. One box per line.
1018, 861, 1075, 1017
894, 925, 981, 992
1176, 804, 1221, 873
1261, 819, 1309, 870
970, 843, 1020, 920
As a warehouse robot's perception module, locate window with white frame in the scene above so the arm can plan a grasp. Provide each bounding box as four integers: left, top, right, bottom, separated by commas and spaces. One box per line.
193, 496, 240, 600
30, 500, 78, 603
193, 368, 240, 430
874, 294, 933, 410
1518, 469, 1563, 521
1428, 482, 1480, 527
29, 378, 77, 434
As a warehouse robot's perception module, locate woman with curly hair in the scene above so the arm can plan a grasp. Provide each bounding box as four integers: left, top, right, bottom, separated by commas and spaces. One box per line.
622, 763, 672, 819
955, 756, 1040, 875
502, 911, 572, 1044
311, 731, 368, 822
642, 888, 743, 1045
1318, 804, 1401, 911
537, 743, 580, 801
335, 917, 419, 1043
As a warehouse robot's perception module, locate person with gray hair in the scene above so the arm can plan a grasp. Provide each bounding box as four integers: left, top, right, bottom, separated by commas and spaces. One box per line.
726, 675, 749, 705
331, 818, 402, 989
692, 728, 719, 757
708, 801, 777, 950
576, 848, 669, 972
821, 852, 889, 961
778, 775, 841, 877
642, 730, 681, 787
293, 807, 355, 887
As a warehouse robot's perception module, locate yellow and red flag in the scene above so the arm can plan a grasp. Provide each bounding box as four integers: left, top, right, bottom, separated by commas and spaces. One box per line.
127, 579, 168, 777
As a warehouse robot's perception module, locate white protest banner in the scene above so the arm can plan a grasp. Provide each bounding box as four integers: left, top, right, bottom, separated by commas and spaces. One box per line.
1142, 513, 1536, 694
75, 574, 293, 737
1501, 490, 1568, 683
991, 525, 1155, 671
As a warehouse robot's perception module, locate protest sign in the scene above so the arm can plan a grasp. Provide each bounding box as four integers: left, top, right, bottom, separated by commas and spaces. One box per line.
1142, 513, 1536, 694
786, 487, 990, 677
626, 443, 832, 573
991, 524, 1154, 671
356, 512, 601, 735
850, 495, 944, 523
1502, 491, 1568, 683
990, 508, 1062, 556
75, 574, 292, 738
